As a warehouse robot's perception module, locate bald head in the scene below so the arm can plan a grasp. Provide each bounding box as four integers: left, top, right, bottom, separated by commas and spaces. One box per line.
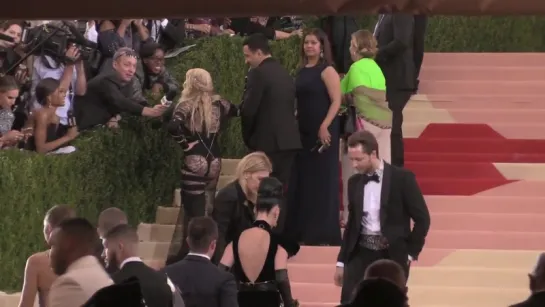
364, 259, 406, 289
97, 207, 128, 238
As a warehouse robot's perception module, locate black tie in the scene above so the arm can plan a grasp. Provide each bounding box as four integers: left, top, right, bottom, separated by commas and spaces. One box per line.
363, 173, 380, 185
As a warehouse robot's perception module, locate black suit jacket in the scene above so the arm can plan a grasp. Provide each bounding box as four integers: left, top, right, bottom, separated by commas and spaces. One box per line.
320, 16, 359, 74
164, 255, 238, 307
241, 57, 301, 152
510, 292, 545, 307
337, 163, 430, 264
374, 14, 416, 91
83, 277, 144, 307
211, 180, 255, 264
112, 261, 173, 307
73, 73, 147, 130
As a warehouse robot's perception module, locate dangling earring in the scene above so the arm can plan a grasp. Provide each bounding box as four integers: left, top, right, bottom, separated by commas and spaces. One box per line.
320, 50, 324, 58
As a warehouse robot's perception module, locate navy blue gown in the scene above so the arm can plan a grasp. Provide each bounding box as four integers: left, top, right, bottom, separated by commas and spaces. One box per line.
286, 63, 342, 246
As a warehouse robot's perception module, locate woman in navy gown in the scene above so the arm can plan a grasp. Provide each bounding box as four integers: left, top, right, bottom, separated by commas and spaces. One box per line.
286, 28, 342, 246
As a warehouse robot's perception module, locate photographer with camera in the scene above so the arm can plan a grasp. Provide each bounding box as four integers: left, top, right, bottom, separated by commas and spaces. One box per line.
73, 47, 167, 130
0, 20, 25, 76
31, 38, 87, 127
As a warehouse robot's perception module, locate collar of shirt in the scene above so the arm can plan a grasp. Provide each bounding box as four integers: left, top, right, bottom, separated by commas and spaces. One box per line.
187, 252, 211, 260
367, 160, 385, 178
120, 256, 143, 269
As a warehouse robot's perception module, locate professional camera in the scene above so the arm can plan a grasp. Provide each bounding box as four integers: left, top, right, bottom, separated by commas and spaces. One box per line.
278, 16, 304, 31
21, 21, 99, 64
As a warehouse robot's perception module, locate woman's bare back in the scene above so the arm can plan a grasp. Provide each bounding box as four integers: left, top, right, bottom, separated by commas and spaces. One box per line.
237, 228, 272, 283
19, 250, 57, 307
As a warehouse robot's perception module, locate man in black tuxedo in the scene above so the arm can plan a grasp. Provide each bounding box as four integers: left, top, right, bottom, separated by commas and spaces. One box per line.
333, 131, 430, 304
240, 33, 302, 186
374, 13, 415, 167
510, 253, 545, 307
102, 224, 173, 307
164, 217, 238, 307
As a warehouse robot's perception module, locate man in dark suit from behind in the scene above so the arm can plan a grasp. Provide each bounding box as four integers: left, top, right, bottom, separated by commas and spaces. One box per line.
164, 217, 238, 307
240, 33, 302, 187
374, 13, 415, 167
103, 224, 173, 307
240, 33, 302, 233
510, 253, 545, 307
412, 15, 428, 94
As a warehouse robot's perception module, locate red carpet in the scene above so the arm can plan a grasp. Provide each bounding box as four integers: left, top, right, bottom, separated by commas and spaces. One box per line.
406, 152, 545, 163
404, 123, 536, 195
418, 123, 505, 139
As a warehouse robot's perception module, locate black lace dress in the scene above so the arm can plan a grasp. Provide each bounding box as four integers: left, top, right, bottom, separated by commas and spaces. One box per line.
232, 220, 300, 307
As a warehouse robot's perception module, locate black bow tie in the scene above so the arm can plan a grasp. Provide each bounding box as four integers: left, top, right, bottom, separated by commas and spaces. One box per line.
363, 173, 380, 185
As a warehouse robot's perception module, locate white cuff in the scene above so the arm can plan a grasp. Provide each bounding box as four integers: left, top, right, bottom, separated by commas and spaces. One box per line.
161, 19, 169, 28
336, 262, 344, 268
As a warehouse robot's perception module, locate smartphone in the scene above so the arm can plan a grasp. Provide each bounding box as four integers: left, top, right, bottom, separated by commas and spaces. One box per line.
161, 96, 173, 107
318, 143, 330, 153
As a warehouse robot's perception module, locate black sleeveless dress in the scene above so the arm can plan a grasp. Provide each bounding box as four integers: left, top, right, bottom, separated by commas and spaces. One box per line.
26, 123, 69, 152
232, 220, 300, 307
286, 63, 342, 246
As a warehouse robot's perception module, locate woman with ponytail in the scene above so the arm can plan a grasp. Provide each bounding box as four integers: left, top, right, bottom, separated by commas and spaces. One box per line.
220, 177, 300, 307
339, 30, 392, 224
166, 68, 239, 261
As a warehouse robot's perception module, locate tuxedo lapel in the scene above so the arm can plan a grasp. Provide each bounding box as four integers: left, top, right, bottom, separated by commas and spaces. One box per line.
380, 162, 392, 225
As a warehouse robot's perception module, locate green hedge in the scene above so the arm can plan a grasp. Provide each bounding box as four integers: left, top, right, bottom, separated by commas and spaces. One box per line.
1, 16, 545, 291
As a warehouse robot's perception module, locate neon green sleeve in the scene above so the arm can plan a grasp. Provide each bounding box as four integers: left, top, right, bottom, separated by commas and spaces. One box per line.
341, 64, 371, 94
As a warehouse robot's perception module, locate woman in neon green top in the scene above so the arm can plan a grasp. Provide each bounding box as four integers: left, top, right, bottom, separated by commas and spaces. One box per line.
340, 30, 393, 222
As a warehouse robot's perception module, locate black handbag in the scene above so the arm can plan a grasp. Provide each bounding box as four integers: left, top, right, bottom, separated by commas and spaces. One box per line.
340, 105, 358, 137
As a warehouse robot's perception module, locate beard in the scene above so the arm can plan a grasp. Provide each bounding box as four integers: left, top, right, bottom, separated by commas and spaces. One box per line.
104, 255, 120, 274
51, 259, 67, 276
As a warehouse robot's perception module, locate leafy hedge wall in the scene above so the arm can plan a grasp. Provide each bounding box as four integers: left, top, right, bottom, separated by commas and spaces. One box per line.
1, 15, 545, 291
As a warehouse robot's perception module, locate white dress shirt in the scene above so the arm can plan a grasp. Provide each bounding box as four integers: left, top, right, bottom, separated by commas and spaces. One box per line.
119, 256, 143, 269
361, 161, 384, 235
187, 252, 211, 260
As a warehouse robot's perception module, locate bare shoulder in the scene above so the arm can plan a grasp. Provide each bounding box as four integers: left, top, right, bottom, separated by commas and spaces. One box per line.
34, 108, 50, 121
321, 65, 339, 76
27, 250, 49, 266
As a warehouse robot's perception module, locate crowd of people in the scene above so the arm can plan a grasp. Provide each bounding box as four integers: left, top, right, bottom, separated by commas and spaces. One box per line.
6, 12, 542, 307
15, 163, 545, 307
0, 17, 304, 151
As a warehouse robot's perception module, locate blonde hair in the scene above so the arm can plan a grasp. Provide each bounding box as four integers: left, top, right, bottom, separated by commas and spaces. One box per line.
235, 152, 273, 179
176, 68, 220, 136
350, 30, 378, 59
